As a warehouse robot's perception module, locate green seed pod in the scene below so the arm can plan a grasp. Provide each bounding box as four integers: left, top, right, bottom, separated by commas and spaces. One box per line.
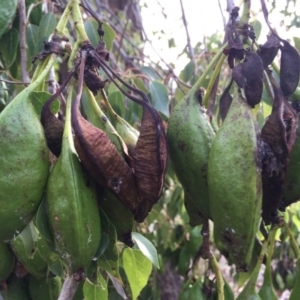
46, 85, 101, 281
0, 88, 50, 241
168, 88, 215, 224
208, 88, 262, 271
28, 275, 62, 300
0, 242, 15, 281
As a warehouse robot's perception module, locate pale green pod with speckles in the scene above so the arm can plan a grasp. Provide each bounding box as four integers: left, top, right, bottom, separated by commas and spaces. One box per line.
208, 88, 262, 271
167, 88, 215, 225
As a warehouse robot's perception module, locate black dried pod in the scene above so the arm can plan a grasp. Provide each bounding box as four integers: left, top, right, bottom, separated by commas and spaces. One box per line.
84, 69, 108, 95
232, 51, 264, 107
219, 79, 233, 121
280, 40, 300, 98
257, 33, 280, 69
261, 72, 297, 225
226, 37, 244, 69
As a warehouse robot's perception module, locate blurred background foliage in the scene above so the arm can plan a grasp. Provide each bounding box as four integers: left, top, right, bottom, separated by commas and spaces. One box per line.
1, 0, 300, 299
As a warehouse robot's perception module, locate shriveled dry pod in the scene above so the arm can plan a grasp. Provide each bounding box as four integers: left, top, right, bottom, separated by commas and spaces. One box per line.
84, 69, 108, 96
261, 71, 297, 225
279, 40, 300, 98
257, 32, 280, 69
41, 70, 75, 157
91, 51, 168, 222
72, 51, 140, 213
232, 51, 264, 108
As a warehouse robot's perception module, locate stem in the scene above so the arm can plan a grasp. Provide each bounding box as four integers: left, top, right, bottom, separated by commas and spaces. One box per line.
239, 0, 251, 27
210, 254, 225, 300
203, 54, 227, 108
56, 1, 73, 36
179, 0, 195, 63
18, 0, 30, 84
184, 42, 228, 102
28, 55, 57, 92
72, 0, 89, 43
284, 221, 300, 258
58, 274, 79, 300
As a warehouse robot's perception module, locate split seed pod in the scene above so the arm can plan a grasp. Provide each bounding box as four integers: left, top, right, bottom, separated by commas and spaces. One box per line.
232, 51, 264, 108
72, 50, 140, 213
261, 71, 297, 225
92, 53, 168, 222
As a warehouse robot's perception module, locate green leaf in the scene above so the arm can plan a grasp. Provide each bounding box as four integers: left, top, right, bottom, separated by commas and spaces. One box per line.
149, 81, 169, 117
294, 37, 300, 54
0, 0, 18, 38
179, 279, 205, 300
84, 19, 116, 51
179, 61, 195, 83
29, 91, 60, 117
96, 209, 110, 258
132, 232, 160, 269
14, 221, 39, 258
250, 19, 262, 41
34, 198, 54, 246
102, 22, 116, 51
83, 272, 108, 300
26, 24, 39, 58
0, 28, 19, 67
85, 18, 100, 48
98, 219, 121, 280
38, 13, 56, 51
122, 248, 152, 300
108, 91, 125, 118
140, 66, 159, 80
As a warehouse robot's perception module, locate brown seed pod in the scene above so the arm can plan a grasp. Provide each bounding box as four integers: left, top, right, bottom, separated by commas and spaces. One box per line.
257, 32, 280, 69
261, 71, 297, 225
72, 50, 140, 213
84, 69, 108, 95
219, 79, 233, 121
232, 51, 263, 108
41, 70, 76, 157
280, 40, 300, 98
90, 51, 168, 222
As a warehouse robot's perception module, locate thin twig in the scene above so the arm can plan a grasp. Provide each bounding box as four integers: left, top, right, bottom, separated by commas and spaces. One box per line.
58, 274, 79, 300
115, 0, 133, 63
18, 0, 30, 84
0, 78, 26, 85
179, 0, 195, 63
